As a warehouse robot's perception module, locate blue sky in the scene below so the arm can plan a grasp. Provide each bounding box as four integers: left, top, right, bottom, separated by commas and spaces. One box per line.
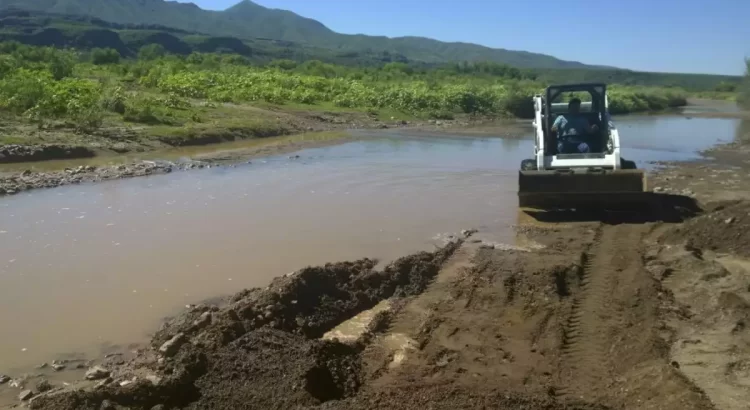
177, 0, 749, 75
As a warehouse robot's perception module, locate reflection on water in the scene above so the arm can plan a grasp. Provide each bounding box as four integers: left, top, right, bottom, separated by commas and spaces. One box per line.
0, 113, 743, 373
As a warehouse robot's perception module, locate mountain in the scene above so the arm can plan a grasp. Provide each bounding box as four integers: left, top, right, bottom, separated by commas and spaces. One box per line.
0, 0, 597, 69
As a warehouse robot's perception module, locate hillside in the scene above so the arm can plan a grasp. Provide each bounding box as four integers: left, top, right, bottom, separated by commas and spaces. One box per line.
0, 0, 596, 69
0, 8, 414, 66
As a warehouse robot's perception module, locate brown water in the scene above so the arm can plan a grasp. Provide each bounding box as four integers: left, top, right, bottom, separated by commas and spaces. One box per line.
0, 111, 744, 376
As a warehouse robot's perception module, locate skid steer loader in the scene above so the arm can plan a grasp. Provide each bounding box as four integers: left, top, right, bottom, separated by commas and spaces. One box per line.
518, 83, 648, 210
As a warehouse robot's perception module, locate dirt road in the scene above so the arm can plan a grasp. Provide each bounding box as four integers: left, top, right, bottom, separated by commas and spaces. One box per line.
4, 122, 750, 409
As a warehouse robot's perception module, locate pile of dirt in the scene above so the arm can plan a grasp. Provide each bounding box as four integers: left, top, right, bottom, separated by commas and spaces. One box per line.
345, 224, 712, 410
30, 241, 461, 410
660, 200, 750, 257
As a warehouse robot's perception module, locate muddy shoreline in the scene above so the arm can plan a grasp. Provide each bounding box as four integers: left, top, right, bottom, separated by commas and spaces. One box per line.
0, 114, 512, 197
1, 99, 742, 198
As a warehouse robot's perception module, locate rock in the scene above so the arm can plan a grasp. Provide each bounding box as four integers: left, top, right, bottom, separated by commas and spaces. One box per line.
151, 405, 166, 410
146, 375, 162, 386
51, 363, 66, 371
0, 375, 10, 384
21, 170, 32, 177
35, 379, 52, 392
653, 186, 664, 192
725, 217, 736, 224
192, 311, 212, 330
461, 229, 478, 238
19, 390, 34, 401
94, 377, 113, 389
159, 333, 187, 357
100, 399, 116, 410
36, 363, 48, 369
85, 365, 110, 380
119, 377, 136, 387
436, 121, 443, 126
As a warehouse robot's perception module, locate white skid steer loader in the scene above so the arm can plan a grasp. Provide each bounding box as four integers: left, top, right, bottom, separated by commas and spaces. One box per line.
518, 83, 649, 210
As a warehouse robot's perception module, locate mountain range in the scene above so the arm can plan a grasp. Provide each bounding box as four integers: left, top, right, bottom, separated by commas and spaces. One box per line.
0, 0, 597, 69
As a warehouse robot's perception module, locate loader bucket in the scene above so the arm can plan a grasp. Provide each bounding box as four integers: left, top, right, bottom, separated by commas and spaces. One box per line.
518, 169, 650, 210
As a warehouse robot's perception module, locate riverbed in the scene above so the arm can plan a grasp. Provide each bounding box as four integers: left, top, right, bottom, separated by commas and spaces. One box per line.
0, 109, 744, 379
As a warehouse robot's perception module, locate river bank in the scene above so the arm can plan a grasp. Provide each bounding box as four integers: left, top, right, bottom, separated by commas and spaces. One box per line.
0, 104, 511, 196
3, 99, 745, 198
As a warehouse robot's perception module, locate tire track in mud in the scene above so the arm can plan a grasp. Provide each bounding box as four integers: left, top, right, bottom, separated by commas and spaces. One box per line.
557, 223, 643, 401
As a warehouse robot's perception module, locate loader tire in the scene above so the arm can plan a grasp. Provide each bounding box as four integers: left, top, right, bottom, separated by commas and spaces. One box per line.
621, 158, 637, 170
521, 159, 537, 171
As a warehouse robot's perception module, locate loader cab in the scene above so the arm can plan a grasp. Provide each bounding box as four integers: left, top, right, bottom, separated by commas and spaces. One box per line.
542, 83, 609, 156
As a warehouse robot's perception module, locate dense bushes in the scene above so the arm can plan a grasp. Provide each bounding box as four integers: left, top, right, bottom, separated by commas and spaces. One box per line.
0, 69, 102, 127
151, 66, 686, 118
0, 42, 692, 128
738, 59, 750, 108
91, 48, 121, 65
608, 87, 687, 114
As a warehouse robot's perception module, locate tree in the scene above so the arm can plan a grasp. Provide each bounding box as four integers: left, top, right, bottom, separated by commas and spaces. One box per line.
48, 51, 75, 80
91, 48, 121, 65
714, 81, 737, 93
138, 44, 166, 61
268, 59, 298, 70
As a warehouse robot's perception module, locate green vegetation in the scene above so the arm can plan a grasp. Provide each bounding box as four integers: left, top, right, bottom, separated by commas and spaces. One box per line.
0, 7, 740, 96
738, 60, 750, 108
0, 41, 691, 138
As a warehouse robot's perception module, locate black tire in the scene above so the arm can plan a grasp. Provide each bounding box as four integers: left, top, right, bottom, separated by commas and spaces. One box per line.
621, 158, 637, 170
521, 159, 537, 171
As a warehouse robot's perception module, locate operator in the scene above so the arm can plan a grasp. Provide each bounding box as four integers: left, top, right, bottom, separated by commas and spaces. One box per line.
551, 98, 599, 153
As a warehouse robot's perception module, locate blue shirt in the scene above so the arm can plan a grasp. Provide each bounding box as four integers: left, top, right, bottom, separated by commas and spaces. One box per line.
553, 114, 590, 141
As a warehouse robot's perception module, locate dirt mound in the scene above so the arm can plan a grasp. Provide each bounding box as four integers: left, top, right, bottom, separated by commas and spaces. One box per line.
187, 329, 361, 409
320, 386, 609, 410
661, 200, 750, 257
30, 242, 461, 410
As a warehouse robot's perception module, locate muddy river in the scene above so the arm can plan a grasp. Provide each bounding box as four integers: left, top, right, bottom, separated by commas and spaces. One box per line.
0, 111, 744, 374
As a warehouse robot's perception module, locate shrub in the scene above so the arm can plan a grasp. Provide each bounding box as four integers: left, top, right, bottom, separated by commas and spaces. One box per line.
138, 44, 166, 61
123, 95, 178, 125
100, 86, 127, 114
91, 48, 121, 65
